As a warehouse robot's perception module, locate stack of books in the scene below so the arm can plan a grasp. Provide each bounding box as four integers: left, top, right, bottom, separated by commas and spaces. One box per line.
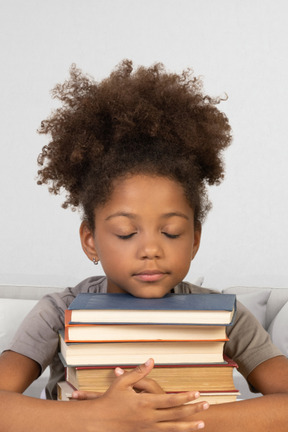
58, 292, 239, 404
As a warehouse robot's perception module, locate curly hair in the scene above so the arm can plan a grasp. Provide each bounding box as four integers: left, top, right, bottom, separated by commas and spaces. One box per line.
37, 60, 232, 230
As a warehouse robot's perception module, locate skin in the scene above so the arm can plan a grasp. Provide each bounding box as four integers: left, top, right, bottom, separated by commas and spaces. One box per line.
1, 173, 288, 431
80, 175, 201, 298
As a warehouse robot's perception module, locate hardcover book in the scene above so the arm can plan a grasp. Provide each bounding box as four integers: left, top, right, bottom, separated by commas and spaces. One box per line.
67, 292, 236, 325
64, 316, 228, 343
59, 331, 227, 366
64, 358, 238, 393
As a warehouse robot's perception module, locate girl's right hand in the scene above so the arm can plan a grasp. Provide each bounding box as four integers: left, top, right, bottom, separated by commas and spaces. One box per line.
71, 362, 165, 400
94, 358, 209, 432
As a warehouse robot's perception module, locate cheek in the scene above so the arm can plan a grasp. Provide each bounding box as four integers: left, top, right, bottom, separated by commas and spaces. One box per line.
175, 242, 196, 265
96, 235, 132, 263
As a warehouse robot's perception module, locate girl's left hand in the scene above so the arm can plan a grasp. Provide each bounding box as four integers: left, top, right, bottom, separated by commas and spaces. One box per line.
71, 365, 165, 400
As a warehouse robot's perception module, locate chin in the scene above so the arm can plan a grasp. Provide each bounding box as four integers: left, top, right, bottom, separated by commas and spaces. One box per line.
131, 287, 172, 299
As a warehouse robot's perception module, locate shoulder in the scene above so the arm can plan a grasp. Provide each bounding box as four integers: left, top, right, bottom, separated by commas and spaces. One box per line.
10, 276, 107, 339
7, 276, 108, 373
68, 275, 108, 295
174, 281, 219, 294
40, 275, 108, 309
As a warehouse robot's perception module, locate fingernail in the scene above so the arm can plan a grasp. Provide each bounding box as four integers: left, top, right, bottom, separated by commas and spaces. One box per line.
203, 402, 209, 410
115, 367, 124, 375
194, 391, 200, 398
197, 422, 205, 429
145, 358, 152, 366
72, 391, 78, 399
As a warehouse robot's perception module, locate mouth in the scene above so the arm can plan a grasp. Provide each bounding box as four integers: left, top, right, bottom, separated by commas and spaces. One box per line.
133, 270, 168, 282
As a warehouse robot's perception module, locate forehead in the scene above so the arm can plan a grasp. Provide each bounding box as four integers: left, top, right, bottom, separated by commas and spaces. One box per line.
96, 175, 194, 221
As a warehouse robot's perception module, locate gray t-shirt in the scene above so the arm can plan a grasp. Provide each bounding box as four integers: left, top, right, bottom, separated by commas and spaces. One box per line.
8, 276, 282, 399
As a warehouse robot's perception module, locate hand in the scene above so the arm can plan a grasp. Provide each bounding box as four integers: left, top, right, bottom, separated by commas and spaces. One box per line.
71, 362, 165, 400
94, 358, 209, 432
114, 364, 166, 394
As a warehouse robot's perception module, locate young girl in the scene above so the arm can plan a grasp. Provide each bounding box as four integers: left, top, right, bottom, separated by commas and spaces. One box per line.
0, 60, 287, 432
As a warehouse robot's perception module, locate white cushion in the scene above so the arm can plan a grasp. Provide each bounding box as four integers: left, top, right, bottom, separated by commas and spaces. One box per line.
0, 285, 63, 300
0, 298, 38, 352
193, 276, 204, 286
224, 289, 271, 328
267, 301, 288, 356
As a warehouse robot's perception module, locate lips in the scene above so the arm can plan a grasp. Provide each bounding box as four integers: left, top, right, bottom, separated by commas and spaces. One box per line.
133, 270, 167, 282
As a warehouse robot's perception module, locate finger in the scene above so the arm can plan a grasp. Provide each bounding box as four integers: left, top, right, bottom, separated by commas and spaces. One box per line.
114, 364, 165, 394
151, 391, 203, 409
158, 420, 205, 431
114, 367, 125, 377
133, 377, 165, 394
71, 390, 103, 400
113, 358, 155, 389
156, 400, 209, 422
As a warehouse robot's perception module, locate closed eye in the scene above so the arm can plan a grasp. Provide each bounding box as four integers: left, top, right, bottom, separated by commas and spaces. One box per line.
162, 232, 180, 239
116, 233, 136, 240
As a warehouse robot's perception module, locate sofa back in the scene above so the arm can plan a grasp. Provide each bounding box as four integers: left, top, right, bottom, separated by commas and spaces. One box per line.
222, 286, 288, 358
0, 284, 64, 300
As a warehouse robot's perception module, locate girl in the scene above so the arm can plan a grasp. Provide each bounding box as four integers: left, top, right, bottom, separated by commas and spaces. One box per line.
0, 60, 287, 432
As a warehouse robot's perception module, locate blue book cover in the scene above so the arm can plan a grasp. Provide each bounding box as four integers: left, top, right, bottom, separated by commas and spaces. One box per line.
69, 292, 235, 312
67, 293, 236, 326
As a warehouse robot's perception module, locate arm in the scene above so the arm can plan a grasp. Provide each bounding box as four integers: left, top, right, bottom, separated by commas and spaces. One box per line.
190, 355, 288, 431
0, 350, 41, 393
0, 352, 208, 432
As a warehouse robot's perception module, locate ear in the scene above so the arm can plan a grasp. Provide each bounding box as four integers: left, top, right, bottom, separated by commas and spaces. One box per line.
191, 223, 201, 261
79, 221, 99, 263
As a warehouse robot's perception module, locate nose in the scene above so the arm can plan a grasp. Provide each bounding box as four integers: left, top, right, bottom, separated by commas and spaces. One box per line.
137, 233, 163, 260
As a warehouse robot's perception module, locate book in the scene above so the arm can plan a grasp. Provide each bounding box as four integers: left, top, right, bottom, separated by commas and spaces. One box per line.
59, 331, 226, 366
64, 317, 227, 343
57, 381, 74, 401
57, 381, 239, 405
64, 358, 238, 393
67, 292, 236, 325
184, 391, 240, 405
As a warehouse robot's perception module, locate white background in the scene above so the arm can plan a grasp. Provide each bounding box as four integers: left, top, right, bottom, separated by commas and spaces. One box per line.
1, 0, 288, 290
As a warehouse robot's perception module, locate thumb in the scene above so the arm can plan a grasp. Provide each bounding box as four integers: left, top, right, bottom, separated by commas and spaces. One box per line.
114, 358, 154, 388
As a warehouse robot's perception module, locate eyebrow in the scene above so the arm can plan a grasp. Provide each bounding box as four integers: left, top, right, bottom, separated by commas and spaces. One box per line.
105, 211, 190, 221
105, 212, 136, 221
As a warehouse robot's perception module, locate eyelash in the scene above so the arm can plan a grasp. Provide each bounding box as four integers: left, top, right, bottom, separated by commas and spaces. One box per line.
163, 233, 180, 239
117, 233, 180, 240
117, 233, 136, 240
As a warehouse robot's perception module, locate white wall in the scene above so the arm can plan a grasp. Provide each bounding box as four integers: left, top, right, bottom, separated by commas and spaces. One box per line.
1, 0, 288, 289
